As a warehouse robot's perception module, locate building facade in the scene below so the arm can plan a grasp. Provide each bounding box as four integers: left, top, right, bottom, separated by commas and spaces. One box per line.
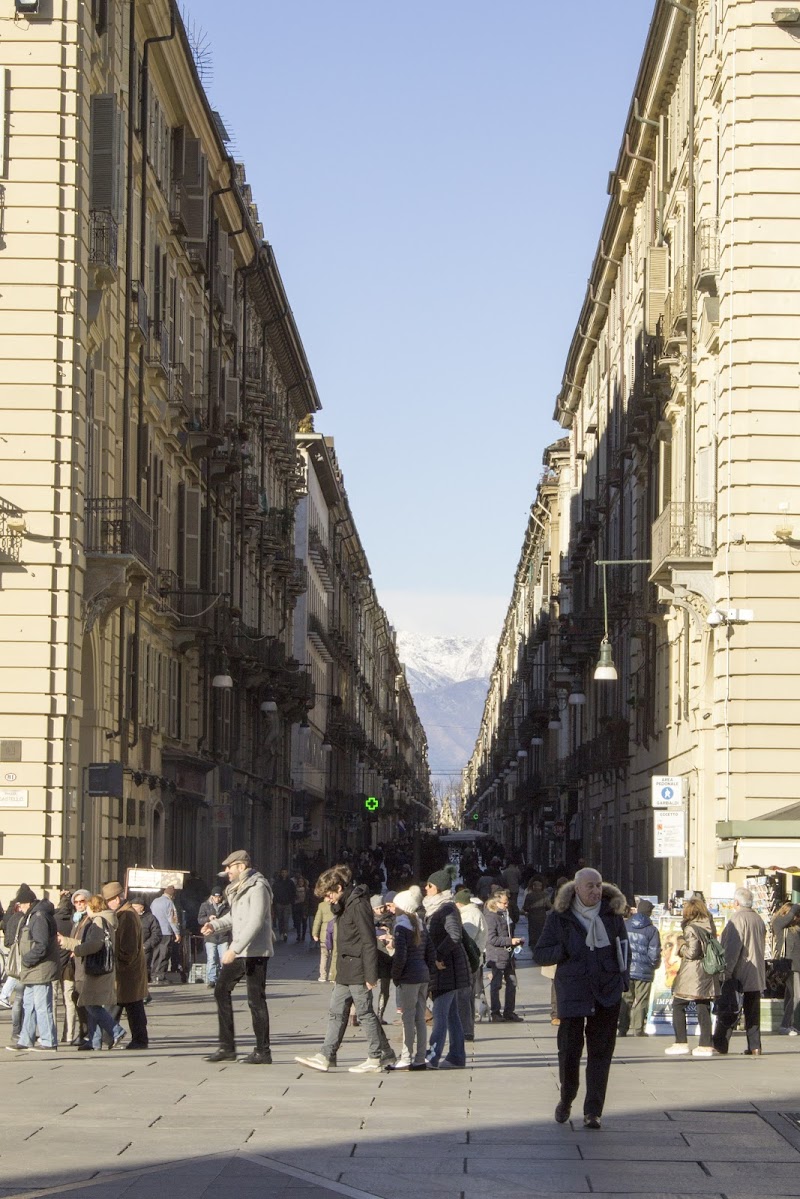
0, 0, 429, 902
464, 0, 800, 898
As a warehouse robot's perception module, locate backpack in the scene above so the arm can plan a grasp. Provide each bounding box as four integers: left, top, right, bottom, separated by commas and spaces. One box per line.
461, 928, 481, 973
699, 927, 727, 976
83, 921, 115, 977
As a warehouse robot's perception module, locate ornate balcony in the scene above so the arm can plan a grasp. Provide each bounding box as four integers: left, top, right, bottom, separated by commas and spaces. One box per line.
85, 497, 155, 574
650, 501, 716, 585
89, 210, 118, 283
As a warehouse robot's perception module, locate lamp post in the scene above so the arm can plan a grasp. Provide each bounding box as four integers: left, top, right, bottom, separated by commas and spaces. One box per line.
593, 559, 652, 682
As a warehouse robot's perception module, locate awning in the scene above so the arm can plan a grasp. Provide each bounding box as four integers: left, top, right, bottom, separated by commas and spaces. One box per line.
716, 838, 800, 872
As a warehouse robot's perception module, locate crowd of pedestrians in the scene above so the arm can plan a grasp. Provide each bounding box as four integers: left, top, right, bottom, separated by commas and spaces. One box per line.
0, 846, 792, 1135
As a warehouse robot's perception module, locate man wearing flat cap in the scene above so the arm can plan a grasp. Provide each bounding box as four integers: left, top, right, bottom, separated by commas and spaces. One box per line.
201, 850, 274, 1064
103, 881, 149, 1049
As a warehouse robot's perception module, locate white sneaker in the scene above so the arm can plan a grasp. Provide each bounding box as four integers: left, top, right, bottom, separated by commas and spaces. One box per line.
348, 1057, 383, 1073
778, 1027, 799, 1036
664, 1043, 690, 1056
692, 1046, 713, 1057
392, 1057, 411, 1070
294, 1053, 330, 1072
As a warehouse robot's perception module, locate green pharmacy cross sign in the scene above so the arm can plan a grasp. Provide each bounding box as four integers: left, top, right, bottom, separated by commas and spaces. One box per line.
365, 796, 379, 811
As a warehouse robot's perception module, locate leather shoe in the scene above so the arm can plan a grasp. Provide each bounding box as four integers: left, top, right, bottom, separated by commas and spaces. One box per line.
554, 1101, 571, 1124
503, 1013, 524, 1022
240, 1050, 272, 1065
125, 1042, 149, 1050
743, 1048, 762, 1056
205, 1048, 237, 1062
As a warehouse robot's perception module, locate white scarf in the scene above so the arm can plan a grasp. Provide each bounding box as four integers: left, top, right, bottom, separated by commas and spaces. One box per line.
571, 895, 610, 950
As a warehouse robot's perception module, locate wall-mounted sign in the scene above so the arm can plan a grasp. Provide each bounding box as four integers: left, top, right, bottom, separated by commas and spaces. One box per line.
4, 772, 17, 782
654, 809, 685, 858
0, 788, 28, 808
651, 775, 684, 808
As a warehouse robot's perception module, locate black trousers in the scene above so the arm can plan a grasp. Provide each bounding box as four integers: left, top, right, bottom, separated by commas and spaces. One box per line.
713, 987, 761, 1053
214, 956, 270, 1053
113, 999, 148, 1046
152, 934, 174, 980
557, 1001, 620, 1118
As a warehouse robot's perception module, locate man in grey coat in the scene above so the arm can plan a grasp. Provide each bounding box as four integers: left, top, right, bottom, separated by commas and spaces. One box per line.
201, 850, 274, 1065
712, 887, 766, 1056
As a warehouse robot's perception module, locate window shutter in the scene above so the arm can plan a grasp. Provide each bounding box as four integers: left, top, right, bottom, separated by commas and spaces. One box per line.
181, 484, 202, 590
90, 94, 118, 213
644, 245, 668, 336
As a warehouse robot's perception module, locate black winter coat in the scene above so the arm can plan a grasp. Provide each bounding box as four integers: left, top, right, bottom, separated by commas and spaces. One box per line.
1, 907, 23, 948
427, 899, 470, 996
333, 884, 379, 986
198, 900, 230, 946
532, 881, 629, 1018
139, 911, 162, 959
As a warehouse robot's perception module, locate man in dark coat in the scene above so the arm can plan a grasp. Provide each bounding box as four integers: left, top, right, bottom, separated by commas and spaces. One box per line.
294, 864, 395, 1073
533, 868, 629, 1129
712, 886, 766, 1056
103, 881, 149, 1050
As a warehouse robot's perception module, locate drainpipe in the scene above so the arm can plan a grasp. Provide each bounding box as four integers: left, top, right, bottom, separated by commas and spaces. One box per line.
665, 0, 696, 508
129, 0, 177, 752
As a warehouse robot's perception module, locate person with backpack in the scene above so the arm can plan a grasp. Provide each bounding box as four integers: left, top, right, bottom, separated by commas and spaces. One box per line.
712, 886, 766, 1056
664, 896, 720, 1058
618, 899, 661, 1036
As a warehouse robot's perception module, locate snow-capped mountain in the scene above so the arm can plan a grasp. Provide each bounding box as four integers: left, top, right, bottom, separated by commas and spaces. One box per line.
396, 633, 497, 694
396, 632, 497, 779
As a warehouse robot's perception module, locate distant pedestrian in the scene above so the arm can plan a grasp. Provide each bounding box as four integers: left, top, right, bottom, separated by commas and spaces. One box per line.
273, 869, 296, 942
618, 899, 661, 1037
454, 889, 487, 1038
58, 894, 126, 1051
293, 874, 310, 942
197, 886, 230, 988
294, 864, 396, 1073
312, 893, 335, 982
772, 901, 800, 1035
484, 890, 525, 1022
522, 877, 551, 945
102, 882, 149, 1050
664, 896, 719, 1059
202, 850, 273, 1065
712, 887, 766, 1056
129, 895, 161, 996
150, 886, 181, 983
532, 868, 629, 1129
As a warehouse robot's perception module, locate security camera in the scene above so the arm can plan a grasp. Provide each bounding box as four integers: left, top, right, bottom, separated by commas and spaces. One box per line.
707, 609, 725, 627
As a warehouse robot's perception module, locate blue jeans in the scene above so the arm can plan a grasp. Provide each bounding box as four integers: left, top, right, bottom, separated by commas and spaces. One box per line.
205, 941, 230, 987
86, 1005, 123, 1048
427, 989, 466, 1067
18, 983, 58, 1048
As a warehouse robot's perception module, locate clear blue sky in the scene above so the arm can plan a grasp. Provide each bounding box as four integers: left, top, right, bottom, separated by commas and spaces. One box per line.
183, 0, 655, 639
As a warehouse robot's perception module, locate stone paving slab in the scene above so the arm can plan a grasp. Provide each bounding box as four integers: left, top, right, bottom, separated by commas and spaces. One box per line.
2, 937, 800, 1199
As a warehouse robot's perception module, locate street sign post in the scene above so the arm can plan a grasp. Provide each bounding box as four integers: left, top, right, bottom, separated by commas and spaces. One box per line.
653, 808, 685, 858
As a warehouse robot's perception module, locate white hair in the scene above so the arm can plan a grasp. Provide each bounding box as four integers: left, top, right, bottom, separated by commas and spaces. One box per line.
734, 886, 753, 908
574, 867, 602, 885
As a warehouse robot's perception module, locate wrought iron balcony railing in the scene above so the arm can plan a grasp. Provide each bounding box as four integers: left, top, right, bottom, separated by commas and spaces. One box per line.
89, 210, 118, 276
85, 497, 155, 574
651, 501, 716, 582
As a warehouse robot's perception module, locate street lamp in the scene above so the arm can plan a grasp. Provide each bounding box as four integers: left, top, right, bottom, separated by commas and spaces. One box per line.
593, 559, 651, 682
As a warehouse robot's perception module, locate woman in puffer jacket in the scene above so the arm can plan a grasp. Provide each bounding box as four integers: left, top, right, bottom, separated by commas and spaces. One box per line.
665, 896, 719, 1058
58, 895, 125, 1050
390, 890, 436, 1070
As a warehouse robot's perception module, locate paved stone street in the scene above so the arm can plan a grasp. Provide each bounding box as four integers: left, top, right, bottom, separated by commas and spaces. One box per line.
2, 943, 800, 1199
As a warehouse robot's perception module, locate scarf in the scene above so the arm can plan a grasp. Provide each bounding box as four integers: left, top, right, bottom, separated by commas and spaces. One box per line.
422, 890, 451, 918
226, 868, 252, 904
571, 894, 610, 950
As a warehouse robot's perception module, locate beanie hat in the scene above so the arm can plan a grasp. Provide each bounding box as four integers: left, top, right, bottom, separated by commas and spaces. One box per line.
453, 888, 472, 906
370, 894, 385, 910
14, 883, 37, 905
71, 889, 91, 903
407, 885, 423, 911
427, 868, 453, 893
383, 891, 396, 904
392, 890, 417, 915
101, 881, 124, 902
636, 899, 654, 917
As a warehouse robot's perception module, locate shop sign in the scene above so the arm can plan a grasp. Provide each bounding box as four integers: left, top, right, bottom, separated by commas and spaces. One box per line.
126, 868, 187, 892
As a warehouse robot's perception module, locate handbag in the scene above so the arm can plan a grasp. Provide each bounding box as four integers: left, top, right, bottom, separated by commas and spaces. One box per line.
5, 941, 21, 979
764, 957, 792, 1000
83, 921, 115, 977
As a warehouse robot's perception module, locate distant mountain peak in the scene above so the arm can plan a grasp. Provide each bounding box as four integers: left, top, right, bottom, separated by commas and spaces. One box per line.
396, 631, 497, 694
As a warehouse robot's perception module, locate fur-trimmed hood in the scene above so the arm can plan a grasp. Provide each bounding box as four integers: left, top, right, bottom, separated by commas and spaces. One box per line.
553, 880, 627, 916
